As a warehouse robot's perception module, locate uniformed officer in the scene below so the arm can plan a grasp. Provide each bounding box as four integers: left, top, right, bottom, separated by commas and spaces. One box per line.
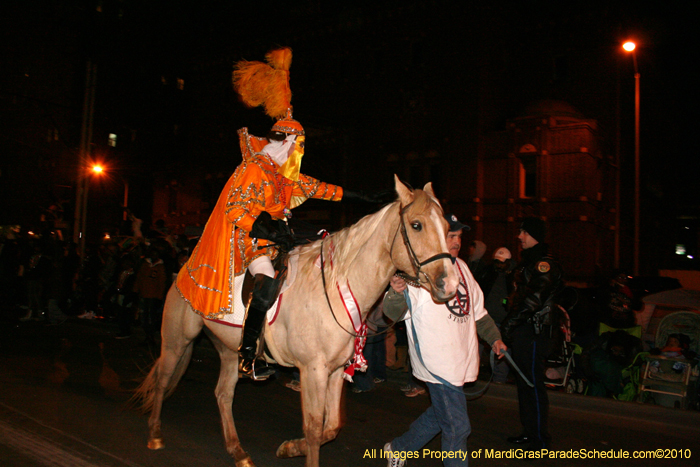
501, 217, 563, 451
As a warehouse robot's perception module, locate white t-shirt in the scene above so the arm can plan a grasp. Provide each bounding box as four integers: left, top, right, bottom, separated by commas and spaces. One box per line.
404, 257, 487, 386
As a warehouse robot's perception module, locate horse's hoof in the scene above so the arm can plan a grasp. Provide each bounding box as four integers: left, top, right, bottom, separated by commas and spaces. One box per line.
276, 440, 303, 458
147, 438, 165, 450
276, 441, 291, 458
235, 456, 256, 467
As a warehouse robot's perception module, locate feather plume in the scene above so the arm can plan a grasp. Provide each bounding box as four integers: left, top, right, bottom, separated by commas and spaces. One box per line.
266, 48, 292, 71
232, 47, 293, 120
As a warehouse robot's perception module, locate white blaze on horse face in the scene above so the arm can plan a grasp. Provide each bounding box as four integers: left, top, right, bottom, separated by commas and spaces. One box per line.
428, 207, 459, 301
394, 175, 457, 301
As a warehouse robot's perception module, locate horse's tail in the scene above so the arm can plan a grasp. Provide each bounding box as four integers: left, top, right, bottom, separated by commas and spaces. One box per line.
130, 342, 195, 414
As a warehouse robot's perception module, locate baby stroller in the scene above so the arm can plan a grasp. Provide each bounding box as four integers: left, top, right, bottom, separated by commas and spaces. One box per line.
638, 311, 700, 409
544, 305, 586, 394
580, 324, 645, 399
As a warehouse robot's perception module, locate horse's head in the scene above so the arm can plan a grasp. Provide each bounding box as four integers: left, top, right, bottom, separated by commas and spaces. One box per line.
391, 175, 459, 302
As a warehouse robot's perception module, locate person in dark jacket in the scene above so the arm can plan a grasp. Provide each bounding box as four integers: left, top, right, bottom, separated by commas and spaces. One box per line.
501, 217, 563, 451
477, 247, 513, 383
20, 242, 52, 321
114, 255, 138, 339
133, 248, 166, 345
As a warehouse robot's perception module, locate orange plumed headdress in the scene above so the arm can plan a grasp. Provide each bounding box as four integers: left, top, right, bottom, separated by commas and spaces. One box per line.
232, 47, 304, 136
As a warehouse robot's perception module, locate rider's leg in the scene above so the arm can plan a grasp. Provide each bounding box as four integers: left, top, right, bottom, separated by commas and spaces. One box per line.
238, 257, 278, 380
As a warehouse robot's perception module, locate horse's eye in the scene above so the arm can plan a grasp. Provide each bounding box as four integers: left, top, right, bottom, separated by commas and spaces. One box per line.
411, 221, 422, 231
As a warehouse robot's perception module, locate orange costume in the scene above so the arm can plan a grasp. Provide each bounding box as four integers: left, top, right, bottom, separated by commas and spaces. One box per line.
176, 127, 343, 319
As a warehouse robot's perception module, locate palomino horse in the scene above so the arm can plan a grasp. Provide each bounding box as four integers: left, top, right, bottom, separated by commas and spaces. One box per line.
134, 176, 458, 467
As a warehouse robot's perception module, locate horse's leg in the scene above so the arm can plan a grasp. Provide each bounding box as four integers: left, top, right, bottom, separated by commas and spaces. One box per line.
204, 327, 255, 467
141, 286, 203, 450
320, 367, 346, 444
276, 365, 331, 467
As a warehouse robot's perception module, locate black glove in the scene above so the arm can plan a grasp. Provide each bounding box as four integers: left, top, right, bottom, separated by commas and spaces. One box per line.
342, 189, 396, 204
250, 212, 295, 252
271, 233, 295, 252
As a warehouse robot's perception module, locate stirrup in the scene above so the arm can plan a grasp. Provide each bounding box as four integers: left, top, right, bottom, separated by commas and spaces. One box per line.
239, 357, 275, 381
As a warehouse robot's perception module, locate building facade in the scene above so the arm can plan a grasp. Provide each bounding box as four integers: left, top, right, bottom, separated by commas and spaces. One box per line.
467, 100, 616, 283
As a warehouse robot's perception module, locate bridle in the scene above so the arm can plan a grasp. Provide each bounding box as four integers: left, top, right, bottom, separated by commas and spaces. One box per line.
390, 200, 452, 291
320, 199, 452, 337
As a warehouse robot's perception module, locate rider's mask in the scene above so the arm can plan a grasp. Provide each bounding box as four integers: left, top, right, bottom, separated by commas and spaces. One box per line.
278, 135, 304, 182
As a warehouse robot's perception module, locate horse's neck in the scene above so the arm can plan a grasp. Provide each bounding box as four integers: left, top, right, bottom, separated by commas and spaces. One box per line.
338, 203, 399, 316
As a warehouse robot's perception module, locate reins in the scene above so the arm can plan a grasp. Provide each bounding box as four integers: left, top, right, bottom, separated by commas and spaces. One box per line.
319, 235, 360, 337
318, 235, 396, 338
405, 288, 534, 398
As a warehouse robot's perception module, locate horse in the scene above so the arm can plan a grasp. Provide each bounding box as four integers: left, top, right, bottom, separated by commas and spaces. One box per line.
133, 176, 459, 467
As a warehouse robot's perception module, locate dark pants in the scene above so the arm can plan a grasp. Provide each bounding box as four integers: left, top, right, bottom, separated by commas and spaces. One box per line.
392, 382, 471, 466
510, 324, 551, 449
116, 293, 136, 336
140, 297, 163, 342
353, 327, 388, 391
27, 279, 44, 313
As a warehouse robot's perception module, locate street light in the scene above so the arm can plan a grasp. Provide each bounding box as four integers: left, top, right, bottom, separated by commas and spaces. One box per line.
99, 165, 129, 221
77, 164, 104, 261
91, 163, 130, 224
623, 41, 640, 275
77, 163, 130, 260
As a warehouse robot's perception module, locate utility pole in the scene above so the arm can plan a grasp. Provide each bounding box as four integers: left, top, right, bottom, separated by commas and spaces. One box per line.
73, 61, 97, 262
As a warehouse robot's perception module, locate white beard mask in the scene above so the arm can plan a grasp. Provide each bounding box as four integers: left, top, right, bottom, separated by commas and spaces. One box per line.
263, 135, 296, 166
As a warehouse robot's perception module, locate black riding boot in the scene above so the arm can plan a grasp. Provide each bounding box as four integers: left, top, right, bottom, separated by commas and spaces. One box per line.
238, 274, 279, 380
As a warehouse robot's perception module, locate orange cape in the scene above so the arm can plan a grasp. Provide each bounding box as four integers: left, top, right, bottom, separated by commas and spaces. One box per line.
176, 128, 343, 318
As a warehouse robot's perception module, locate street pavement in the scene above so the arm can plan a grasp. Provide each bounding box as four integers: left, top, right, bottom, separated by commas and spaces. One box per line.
0, 314, 698, 467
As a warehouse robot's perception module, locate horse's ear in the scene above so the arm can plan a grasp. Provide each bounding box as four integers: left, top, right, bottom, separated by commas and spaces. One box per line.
394, 174, 414, 206
423, 182, 435, 198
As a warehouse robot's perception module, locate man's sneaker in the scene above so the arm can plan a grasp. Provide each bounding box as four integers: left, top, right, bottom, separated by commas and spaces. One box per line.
383, 443, 406, 467
404, 386, 426, 397
285, 380, 301, 392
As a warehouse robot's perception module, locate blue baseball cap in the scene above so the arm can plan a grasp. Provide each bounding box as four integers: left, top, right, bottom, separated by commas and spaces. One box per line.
444, 213, 470, 232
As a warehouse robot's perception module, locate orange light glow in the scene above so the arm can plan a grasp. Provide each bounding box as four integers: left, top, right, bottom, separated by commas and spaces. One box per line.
623, 41, 636, 52
91, 165, 104, 174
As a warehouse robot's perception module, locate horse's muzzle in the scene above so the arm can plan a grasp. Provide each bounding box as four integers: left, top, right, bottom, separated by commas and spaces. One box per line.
431, 270, 458, 302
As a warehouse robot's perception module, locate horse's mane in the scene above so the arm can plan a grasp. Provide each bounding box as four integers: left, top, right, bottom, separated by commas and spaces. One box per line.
296, 202, 396, 285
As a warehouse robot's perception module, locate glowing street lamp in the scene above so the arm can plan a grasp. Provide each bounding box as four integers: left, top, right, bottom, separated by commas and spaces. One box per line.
78, 163, 105, 261
91, 163, 130, 221
623, 40, 640, 275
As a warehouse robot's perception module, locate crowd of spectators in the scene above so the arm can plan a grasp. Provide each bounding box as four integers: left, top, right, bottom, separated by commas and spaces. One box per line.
0, 220, 196, 344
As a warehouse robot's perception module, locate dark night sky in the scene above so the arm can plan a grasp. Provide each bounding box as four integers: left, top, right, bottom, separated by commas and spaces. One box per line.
117, 1, 699, 200
2, 1, 699, 228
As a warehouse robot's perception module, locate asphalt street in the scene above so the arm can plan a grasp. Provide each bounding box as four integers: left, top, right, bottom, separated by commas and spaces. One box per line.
0, 315, 698, 467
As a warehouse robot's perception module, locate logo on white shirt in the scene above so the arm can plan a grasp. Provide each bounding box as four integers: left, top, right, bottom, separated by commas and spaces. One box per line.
445, 280, 470, 318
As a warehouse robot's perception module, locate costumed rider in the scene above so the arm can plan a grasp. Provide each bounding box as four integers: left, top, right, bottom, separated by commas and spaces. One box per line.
176, 48, 382, 381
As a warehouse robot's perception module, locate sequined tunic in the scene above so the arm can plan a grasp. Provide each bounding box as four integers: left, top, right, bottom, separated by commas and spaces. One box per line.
176, 127, 343, 318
